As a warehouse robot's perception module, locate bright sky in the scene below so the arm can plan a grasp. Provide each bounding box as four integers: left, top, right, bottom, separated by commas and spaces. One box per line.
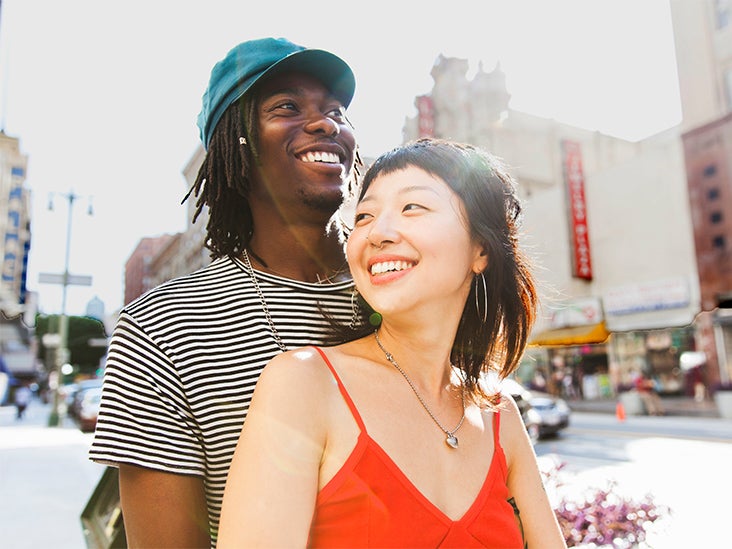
0, 0, 681, 319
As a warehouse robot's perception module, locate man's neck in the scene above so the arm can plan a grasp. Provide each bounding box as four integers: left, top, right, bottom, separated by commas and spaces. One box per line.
246, 230, 348, 283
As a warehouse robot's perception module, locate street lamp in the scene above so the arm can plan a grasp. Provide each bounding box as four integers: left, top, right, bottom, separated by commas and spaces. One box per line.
46, 190, 93, 427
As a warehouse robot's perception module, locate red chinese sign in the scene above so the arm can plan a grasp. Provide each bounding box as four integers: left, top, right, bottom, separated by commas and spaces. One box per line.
416, 95, 434, 137
562, 140, 593, 280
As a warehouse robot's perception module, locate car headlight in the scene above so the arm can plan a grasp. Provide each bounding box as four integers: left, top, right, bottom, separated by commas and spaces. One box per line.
555, 399, 570, 414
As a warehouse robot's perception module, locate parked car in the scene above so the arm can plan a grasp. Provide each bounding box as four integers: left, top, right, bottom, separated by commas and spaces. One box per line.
68, 378, 103, 420
500, 378, 571, 439
77, 386, 103, 433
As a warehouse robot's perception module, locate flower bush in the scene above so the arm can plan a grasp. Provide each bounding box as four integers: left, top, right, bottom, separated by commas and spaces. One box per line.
541, 460, 670, 548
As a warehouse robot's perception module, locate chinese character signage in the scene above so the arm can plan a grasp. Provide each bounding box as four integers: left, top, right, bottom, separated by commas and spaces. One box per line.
416, 95, 434, 138
561, 140, 593, 280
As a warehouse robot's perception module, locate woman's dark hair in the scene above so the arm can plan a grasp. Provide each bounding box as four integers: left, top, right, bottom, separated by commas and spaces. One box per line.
183, 88, 362, 259
346, 138, 538, 400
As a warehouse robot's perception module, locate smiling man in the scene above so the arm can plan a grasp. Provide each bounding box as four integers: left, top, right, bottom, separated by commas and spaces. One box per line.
89, 37, 359, 548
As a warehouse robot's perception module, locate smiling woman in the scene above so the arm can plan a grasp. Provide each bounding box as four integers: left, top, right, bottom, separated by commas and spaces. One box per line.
218, 138, 567, 548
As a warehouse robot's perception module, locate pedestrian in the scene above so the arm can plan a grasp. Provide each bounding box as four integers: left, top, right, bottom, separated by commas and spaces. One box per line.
89, 37, 359, 548
14, 384, 31, 420
634, 370, 665, 416
218, 139, 567, 548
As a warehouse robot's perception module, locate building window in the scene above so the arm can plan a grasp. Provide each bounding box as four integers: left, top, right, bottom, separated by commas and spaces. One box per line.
717, 0, 731, 29
708, 187, 721, 200
704, 164, 717, 178
726, 69, 732, 111
711, 211, 724, 224
713, 235, 726, 249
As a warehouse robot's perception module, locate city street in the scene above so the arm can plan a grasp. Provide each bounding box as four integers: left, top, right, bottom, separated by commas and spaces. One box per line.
2, 398, 731, 548
0, 398, 104, 549
535, 412, 732, 548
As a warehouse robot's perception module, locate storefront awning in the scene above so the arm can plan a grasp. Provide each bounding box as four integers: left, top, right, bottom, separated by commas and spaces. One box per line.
529, 322, 610, 347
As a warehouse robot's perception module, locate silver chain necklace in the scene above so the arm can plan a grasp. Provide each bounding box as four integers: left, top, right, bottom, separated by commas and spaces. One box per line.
242, 249, 288, 352
374, 330, 465, 449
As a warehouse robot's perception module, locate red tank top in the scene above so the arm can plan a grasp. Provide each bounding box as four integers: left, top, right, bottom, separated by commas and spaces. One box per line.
308, 347, 525, 548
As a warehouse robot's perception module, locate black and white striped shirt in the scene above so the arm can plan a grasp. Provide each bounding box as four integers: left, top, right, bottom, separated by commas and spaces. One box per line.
89, 256, 353, 542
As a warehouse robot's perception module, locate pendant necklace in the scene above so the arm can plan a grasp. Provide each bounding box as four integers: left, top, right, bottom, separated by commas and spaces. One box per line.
374, 330, 465, 449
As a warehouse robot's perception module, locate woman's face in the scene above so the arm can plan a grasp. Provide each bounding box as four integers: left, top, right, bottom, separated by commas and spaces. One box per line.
347, 166, 488, 322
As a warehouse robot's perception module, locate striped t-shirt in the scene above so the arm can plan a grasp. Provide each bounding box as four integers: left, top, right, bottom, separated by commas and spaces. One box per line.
89, 256, 353, 543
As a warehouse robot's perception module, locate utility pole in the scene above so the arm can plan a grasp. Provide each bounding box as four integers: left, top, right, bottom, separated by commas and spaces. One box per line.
43, 191, 93, 427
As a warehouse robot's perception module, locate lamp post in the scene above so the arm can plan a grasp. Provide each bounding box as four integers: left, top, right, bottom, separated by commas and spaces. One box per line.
46, 190, 92, 427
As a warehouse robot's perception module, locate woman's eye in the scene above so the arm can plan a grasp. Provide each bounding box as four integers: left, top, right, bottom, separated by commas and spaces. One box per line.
403, 203, 424, 212
354, 212, 372, 224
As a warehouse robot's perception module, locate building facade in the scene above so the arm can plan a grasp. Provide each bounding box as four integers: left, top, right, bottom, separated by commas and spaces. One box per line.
0, 131, 30, 315
403, 56, 700, 400
671, 0, 732, 388
123, 234, 174, 305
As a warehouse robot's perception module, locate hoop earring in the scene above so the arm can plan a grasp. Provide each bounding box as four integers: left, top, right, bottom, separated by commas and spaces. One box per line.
474, 272, 488, 324
349, 288, 361, 330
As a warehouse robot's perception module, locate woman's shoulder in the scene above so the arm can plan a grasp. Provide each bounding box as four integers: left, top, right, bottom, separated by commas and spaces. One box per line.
259, 346, 338, 394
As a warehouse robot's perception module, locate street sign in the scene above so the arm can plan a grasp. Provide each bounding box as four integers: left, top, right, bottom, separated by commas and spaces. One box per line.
38, 272, 93, 286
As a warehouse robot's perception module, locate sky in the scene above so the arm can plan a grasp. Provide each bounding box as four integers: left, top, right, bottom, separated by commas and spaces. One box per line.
0, 0, 682, 319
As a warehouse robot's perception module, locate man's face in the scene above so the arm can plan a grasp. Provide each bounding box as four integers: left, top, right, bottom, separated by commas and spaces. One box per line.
248, 71, 356, 225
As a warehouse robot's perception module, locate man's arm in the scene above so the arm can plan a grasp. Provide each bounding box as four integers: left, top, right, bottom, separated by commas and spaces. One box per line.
119, 465, 210, 548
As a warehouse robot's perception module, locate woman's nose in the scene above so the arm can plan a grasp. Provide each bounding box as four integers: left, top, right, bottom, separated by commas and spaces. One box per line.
366, 214, 400, 248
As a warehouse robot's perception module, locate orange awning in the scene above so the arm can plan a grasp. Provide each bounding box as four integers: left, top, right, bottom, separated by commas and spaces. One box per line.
529, 322, 610, 347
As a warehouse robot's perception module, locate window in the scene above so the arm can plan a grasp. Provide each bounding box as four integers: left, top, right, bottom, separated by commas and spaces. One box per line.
717, 0, 731, 29
711, 211, 724, 224
704, 164, 718, 178
708, 187, 721, 200
713, 235, 726, 249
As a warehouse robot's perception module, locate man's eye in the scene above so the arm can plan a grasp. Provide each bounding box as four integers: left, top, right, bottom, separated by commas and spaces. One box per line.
328, 106, 346, 120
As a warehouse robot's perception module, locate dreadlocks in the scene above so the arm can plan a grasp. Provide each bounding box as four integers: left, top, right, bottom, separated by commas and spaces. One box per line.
183, 94, 259, 259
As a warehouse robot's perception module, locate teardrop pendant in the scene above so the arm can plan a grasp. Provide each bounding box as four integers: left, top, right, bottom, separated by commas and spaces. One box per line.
446, 434, 459, 449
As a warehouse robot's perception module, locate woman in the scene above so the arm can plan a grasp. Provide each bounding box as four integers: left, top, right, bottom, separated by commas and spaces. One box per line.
218, 139, 566, 548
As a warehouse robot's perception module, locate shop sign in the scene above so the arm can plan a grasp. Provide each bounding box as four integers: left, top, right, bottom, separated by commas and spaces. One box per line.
603, 277, 691, 316
561, 140, 593, 280
416, 95, 434, 137
548, 296, 603, 328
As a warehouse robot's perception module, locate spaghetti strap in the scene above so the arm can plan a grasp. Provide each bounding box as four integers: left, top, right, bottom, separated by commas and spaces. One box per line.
493, 409, 501, 448
311, 346, 367, 433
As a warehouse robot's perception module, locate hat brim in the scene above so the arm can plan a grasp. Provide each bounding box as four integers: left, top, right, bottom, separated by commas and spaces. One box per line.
255, 49, 356, 109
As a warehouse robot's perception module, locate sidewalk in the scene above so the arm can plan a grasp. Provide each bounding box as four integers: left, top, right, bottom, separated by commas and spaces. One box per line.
567, 394, 721, 418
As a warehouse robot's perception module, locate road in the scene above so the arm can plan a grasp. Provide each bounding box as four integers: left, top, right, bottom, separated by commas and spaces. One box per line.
0, 398, 104, 549
534, 412, 732, 548
2, 400, 731, 548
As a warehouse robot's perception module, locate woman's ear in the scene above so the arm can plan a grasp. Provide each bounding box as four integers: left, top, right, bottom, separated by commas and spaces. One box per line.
472, 245, 489, 274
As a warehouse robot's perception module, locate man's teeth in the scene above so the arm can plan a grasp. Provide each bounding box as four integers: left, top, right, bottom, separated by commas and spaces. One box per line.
300, 151, 339, 163
370, 260, 413, 275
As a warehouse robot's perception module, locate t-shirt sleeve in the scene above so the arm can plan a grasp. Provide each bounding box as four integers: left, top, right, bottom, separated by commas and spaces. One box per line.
89, 311, 205, 476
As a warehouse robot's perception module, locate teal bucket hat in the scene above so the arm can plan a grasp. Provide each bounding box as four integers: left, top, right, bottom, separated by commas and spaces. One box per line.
197, 37, 356, 149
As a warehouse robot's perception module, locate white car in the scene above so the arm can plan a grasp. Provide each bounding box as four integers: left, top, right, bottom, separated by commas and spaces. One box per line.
500, 378, 571, 439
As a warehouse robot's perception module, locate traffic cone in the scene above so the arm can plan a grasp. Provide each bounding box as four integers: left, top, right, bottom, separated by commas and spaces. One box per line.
616, 401, 626, 422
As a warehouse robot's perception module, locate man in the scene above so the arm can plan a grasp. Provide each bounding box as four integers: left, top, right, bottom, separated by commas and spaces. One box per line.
90, 37, 359, 547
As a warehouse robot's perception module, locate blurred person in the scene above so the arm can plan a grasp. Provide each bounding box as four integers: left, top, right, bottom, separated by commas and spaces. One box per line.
14, 383, 31, 420
218, 139, 566, 548
634, 371, 665, 416
89, 37, 360, 547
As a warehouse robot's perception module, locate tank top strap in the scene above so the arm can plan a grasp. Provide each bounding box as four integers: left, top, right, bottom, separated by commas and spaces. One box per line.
311, 346, 367, 433
493, 409, 501, 448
